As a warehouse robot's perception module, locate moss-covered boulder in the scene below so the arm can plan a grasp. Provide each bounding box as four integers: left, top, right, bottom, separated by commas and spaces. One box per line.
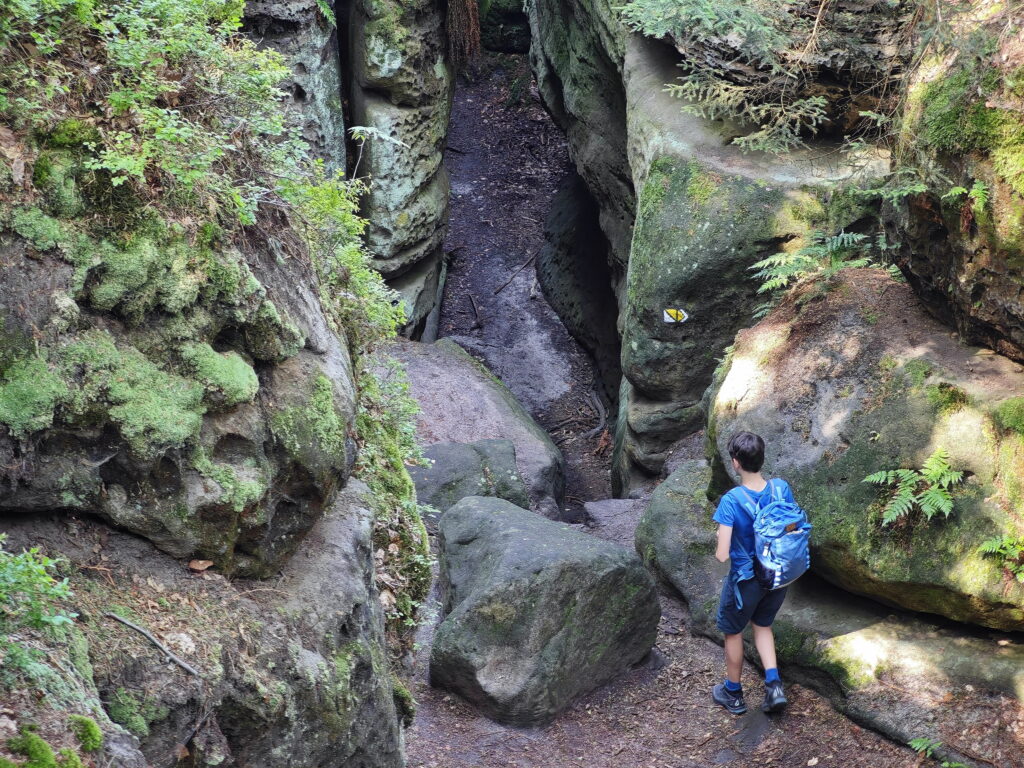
409, 439, 530, 515
707, 268, 1024, 631
431, 495, 659, 725
636, 459, 1024, 759
391, 338, 565, 516
0, 200, 355, 579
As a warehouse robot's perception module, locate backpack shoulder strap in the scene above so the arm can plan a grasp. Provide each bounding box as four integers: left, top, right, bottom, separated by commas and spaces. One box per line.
736, 485, 760, 517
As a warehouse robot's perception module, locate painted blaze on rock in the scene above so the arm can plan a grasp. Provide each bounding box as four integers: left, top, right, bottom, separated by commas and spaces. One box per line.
430, 496, 660, 726
707, 269, 1024, 631
615, 155, 873, 489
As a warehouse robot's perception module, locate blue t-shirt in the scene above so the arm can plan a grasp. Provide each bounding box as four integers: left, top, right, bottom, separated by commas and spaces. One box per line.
713, 479, 795, 573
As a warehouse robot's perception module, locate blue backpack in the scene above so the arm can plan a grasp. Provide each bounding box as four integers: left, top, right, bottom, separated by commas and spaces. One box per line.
738, 480, 812, 590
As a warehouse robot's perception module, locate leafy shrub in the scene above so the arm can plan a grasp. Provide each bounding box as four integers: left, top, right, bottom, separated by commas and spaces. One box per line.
0, 534, 76, 631
1, 0, 295, 224
863, 449, 964, 525
978, 536, 1024, 584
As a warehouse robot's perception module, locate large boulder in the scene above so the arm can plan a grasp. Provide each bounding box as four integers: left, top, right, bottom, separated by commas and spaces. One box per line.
409, 438, 530, 516
390, 338, 565, 516
707, 268, 1024, 631
431, 496, 660, 725
636, 460, 1024, 764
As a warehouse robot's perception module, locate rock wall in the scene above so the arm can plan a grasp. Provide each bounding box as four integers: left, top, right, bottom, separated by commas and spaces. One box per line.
3, 482, 404, 768
885, 14, 1024, 362
244, 0, 347, 169
348, 0, 454, 334
528, 0, 887, 494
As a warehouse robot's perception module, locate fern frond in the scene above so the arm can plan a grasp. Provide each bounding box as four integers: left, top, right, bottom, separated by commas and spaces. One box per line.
881, 492, 915, 524
918, 486, 953, 519
863, 470, 895, 485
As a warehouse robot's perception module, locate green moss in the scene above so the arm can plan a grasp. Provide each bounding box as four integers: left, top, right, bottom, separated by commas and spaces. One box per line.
391, 676, 415, 726
903, 357, 933, 387
271, 374, 348, 469
106, 688, 167, 739
45, 119, 100, 149
684, 164, 718, 207
7, 731, 56, 768
67, 715, 102, 752
179, 342, 258, 406
994, 397, 1024, 434
32, 152, 84, 218
191, 446, 266, 513
59, 329, 205, 458
55, 749, 82, 768
0, 355, 69, 438
925, 382, 969, 414
12, 207, 63, 250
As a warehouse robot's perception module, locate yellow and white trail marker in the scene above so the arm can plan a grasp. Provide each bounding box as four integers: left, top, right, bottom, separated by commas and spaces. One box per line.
663, 308, 689, 323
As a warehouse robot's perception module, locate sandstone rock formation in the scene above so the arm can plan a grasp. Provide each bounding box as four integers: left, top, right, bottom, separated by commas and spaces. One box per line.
431, 495, 659, 725
349, 0, 454, 334
390, 338, 566, 516
706, 269, 1024, 631
410, 439, 530, 516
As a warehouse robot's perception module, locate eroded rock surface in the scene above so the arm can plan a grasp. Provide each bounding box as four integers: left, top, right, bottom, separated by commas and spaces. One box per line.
431, 495, 659, 725
391, 338, 565, 516
707, 269, 1024, 631
3, 481, 403, 768
528, 1, 889, 493
349, 0, 454, 333
410, 439, 530, 516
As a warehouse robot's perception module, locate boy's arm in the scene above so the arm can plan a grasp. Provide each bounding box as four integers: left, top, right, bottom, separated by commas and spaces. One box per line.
715, 524, 733, 563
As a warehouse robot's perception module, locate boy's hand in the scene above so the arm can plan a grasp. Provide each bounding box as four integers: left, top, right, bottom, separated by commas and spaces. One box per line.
716, 524, 733, 563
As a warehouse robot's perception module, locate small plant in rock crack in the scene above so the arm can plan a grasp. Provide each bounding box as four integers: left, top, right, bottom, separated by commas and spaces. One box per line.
863, 448, 965, 526
0, 534, 76, 631
978, 535, 1024, 584
908, 738, 969, 768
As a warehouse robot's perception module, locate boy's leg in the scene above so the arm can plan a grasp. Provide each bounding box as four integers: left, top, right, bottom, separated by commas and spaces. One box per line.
724, 632, 745, 683
750, 587, 790, 714
752, 623, 777, 672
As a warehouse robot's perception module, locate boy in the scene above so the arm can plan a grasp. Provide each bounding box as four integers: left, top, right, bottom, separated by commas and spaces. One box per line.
711, 431, 794, 716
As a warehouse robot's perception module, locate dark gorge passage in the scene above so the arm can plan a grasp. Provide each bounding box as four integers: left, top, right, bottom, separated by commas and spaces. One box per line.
3, 2, 1024, 767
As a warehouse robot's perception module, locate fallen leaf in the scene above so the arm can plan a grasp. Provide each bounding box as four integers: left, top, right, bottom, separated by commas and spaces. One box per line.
807, 758, 819, 766
188, 559, 214, 572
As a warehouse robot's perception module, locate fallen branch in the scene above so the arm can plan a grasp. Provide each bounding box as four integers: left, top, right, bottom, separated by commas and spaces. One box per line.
493, 253, 536, 295
104, 612, 202, 678
469, 294, 483, 330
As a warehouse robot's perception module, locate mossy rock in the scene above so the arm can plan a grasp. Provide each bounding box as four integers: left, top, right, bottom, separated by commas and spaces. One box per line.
431, 496, 659, 725
707, 269, 1024, 630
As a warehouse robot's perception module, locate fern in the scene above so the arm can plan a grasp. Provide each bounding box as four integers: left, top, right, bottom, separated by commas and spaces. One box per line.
978, 535, 1024, 583
863, 449, 964, 525
750, 230, 873, 296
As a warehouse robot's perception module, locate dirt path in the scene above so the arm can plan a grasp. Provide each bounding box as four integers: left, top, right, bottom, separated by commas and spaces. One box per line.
404, 53, 917, 768
435, 54, 611, 518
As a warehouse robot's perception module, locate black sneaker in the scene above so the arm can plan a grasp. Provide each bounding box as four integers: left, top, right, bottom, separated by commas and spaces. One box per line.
762, 679, 788, 713
712, 683, 747, 715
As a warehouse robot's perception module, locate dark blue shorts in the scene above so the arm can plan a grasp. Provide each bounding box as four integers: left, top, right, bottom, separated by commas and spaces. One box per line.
716, 576, 788, 635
